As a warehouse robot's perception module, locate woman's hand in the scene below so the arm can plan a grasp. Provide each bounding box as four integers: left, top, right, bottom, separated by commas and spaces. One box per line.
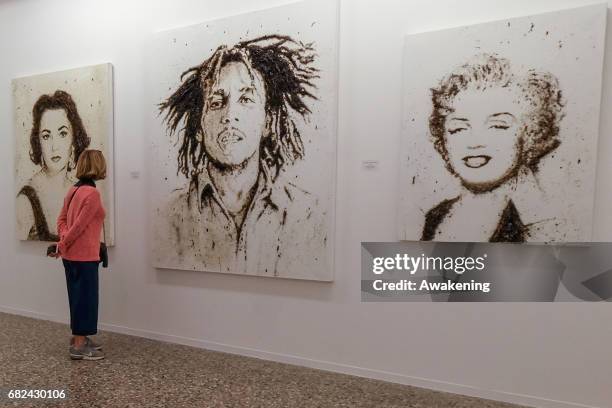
47, 244, 61, 258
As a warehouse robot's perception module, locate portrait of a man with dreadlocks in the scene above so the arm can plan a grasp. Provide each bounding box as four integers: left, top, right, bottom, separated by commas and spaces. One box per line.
155, 34, 329, 279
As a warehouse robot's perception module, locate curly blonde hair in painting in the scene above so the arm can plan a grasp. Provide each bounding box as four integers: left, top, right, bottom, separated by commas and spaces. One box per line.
76, 149, 107, 180
429, 53, 565, 176
159, 34, 319, 180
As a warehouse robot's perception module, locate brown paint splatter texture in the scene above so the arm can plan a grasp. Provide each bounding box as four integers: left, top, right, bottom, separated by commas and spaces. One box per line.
158, 34, 328, 274
18, 90, 92, 242
160, 34, 319, 181
29, 90, 90, 169
423, 53, 565, 242
429, 53, 564, 193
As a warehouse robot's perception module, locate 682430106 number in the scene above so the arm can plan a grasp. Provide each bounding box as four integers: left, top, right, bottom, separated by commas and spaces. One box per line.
3, 389, 67, 400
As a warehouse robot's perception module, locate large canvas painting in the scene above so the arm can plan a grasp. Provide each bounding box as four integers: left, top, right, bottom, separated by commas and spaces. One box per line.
149, 0, 339, 280
399, 4, 606, 243
14, 64, 115, 245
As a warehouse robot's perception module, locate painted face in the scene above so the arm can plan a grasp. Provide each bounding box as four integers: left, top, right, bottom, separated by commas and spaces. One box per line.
39, 109, 74, 175
201, 61, 267, 168
443, 87, 523, 192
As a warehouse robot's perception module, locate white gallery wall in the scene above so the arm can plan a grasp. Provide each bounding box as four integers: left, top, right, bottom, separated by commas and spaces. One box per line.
0, 0, 610, 407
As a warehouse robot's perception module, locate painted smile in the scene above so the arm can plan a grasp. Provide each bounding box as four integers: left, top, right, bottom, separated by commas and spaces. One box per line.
218, 128, 245, 146
462, 155, 491, 168
51, 155, 62, 163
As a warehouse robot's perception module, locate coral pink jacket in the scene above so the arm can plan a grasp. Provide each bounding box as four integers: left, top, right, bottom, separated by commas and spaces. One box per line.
57, 185, 105, 262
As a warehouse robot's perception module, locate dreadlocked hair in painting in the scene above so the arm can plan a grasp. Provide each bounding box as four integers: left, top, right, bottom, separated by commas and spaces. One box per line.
159, 34, 319, 179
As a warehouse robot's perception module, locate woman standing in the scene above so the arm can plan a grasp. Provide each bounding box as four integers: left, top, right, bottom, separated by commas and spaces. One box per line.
53, 149, 106, 360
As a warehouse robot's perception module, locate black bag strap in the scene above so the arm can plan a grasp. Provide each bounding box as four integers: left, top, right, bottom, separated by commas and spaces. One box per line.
66, 186, 82, 212
57, 186, 81, 251
67, 185, 106, 244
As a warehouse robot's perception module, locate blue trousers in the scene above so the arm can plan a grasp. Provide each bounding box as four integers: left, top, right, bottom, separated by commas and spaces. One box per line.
62, 259, 99, 336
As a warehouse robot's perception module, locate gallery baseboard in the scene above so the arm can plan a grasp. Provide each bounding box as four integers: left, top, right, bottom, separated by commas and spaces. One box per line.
0, 304, 597, 408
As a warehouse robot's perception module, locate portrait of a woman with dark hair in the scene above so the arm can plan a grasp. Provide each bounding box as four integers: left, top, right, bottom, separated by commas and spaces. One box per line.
421, 53, 565, 242
155, 34, 328, 278
16, 90, 91, 241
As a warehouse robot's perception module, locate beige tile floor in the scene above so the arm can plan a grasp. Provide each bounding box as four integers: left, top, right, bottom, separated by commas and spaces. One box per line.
0, 312, 529, 408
